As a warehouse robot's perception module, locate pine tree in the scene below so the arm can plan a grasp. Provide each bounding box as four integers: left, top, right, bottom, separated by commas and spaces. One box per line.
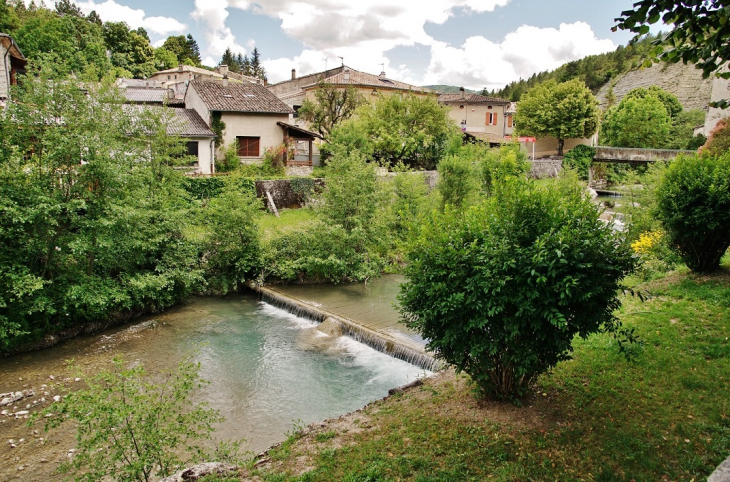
221, 48, 236, 71
185, 34, 201, 66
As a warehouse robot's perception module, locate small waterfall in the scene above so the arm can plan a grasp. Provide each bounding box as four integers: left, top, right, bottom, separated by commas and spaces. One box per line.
252, 284, 443, 372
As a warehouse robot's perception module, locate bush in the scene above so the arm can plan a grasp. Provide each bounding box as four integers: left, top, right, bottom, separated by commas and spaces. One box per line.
182, 176, 226, 199
290, 177, 316, 205
399, 177, 637, 401
655, 153, 730, 272
562, 145, 595, 180
34, 357, 240, 481
701, 118, 730, 156
438, 153, 479, 210
479, 143, 529, 193
217, 140, 240, 173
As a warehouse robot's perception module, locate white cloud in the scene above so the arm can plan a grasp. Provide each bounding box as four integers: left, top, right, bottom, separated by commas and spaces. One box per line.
418, 22, 616, 90
192, 0, 248, 63
73, 0, 186, 36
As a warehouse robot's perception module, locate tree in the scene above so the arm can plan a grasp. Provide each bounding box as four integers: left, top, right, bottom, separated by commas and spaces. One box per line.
514, 79, 599, 156
0, 0, 20, 33
601, 94, 672, 148
327, 94, 460, 169
655, 153, 730, 273
154, 47, 178, 70
666, 109, 706, 150
186, 33, 201, 66
34, 357, 239, 481
220, 47, 238, 72
614, 1, 730, 107
297, 81, 365, 139
623, 86, 682, 118
399, 177, 637, 400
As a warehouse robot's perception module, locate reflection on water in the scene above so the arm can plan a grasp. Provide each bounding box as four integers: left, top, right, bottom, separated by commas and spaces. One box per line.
0, 294, 427, 455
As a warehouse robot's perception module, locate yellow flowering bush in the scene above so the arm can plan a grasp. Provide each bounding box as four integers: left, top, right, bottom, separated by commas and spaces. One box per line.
631, 231, 663, 255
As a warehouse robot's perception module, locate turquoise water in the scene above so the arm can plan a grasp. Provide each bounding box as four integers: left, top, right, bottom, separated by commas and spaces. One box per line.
0, 294, 427, 454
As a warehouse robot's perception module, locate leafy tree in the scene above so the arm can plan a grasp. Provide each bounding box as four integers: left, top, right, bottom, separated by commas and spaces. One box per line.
103, 22, 155, 78
34, 357, 240, 482
327, 94, 460, 169
623, 86, 682, 118
298, 81, 365, 140
562, 144, 595, 180
54, 0, 82, 17
514, 79, 599, 156
655, 152, 730, 273
479, 143, 530, 194
665, 109, 706, 150
0, 0, 20, 33
162, 34, 202, 67
154, 47, 178, 70
614, 1, 730, 106
701, 118, 730, 155
601, 94, 671, 148
399, 177, 637, 400
437, 153, 480, 211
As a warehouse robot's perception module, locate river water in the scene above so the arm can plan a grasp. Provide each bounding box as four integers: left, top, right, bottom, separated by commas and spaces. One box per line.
0, 291, 426, 480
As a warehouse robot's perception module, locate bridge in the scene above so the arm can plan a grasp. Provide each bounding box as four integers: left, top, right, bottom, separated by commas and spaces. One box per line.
593, 146, 696, 163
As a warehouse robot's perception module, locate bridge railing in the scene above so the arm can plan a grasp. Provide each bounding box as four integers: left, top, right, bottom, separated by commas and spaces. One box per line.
593, 146, 697, 163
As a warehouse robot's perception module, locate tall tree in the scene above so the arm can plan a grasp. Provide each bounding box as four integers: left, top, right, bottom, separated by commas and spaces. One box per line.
220, 47, 237, 72
298, 81, 365, 139
601, 94, 672, 148
514, 79, 600, 156
0, 0, 20, 33
185, 33, 201, 66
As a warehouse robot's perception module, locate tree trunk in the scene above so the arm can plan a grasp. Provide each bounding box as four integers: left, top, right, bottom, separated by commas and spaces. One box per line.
557, 138, 565, 156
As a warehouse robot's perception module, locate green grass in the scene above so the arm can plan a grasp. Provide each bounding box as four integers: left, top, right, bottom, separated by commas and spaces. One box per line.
258, 209, 316, 237
247, 257, 730, 481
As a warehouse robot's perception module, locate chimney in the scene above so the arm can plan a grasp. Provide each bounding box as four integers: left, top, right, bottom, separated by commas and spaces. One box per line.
178, 64, 184, 72
291, 68, 296, 80
460, 87, 465, 99
219, 64, 228, 77
222, 76, 229, 87
379, 71, 386, 78
344, 67, 350, 82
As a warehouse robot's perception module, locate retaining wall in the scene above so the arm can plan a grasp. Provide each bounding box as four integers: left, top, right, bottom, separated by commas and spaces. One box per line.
529, 159, 563, 179
255, 178, 325, 209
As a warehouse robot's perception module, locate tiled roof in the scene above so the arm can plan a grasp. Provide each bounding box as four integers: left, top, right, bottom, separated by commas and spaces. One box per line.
305, 67, 433, 94
123, 87, 167, 103
190, 80, 294, 114
124, 105, 215, 138
154, 65, 224, 78
439, 93, 509, 104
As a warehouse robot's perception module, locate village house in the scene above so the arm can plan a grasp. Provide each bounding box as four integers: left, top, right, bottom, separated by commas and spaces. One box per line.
185, 77, 295, 165
269, 65, 433, 124
148, 64, 262, 88
0, 33, 26, 109
438, 88, 512, 145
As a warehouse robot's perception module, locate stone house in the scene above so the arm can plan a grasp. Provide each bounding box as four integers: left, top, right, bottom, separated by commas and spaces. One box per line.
185, 78, 295, 164
0, 33, 26, 109
438, 88, 512, 144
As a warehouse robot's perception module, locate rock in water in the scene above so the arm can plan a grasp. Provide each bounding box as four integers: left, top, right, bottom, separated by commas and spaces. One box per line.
318, 317, 343, 337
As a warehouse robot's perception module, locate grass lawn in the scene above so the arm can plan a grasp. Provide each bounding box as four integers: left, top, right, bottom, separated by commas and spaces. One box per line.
229, 257, 730, 481
258, 208, 316, 238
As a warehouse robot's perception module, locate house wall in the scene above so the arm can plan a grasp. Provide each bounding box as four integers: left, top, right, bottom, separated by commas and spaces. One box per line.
184, 85, 211, 124
0, 43, 9, 101
529, 137, 593, 158
190, 138, 215, 175
218, 112, 289, 160
444, 103, 509, 136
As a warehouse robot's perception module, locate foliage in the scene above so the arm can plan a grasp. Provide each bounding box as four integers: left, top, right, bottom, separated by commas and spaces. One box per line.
514, 79, 600, 156
290, 177, 316, 205
297, 82, 366, 140
181, 176, 255, 201
562, 144, 595, 180
217, 140, 241, 173
0, 77, 205, 351
211, 112, 226, 149
263, 144, 289, 170
623, 86, 683, 118
161, 34, 202, 67
399, 176, 637, 400
665, 110, 707, 150
479, 143, 530, 194
601, 94, 672, 148
701, 118, 730, 156
204, 178, 262, 293
386, 168, 432, 241
219, 46, 266, 80
655, 153, 730, 273
488, 34, 661, 100
33, 357, 239, 482
437, 153, 480, 211
103, 21, 155, 79
327, 94, 461, 170
614, 1, 730, 107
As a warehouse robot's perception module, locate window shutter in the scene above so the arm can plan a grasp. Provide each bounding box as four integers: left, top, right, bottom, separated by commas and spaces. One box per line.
507, 115, 513, 128
486, 113, 489, 125
493, 113, 498, 126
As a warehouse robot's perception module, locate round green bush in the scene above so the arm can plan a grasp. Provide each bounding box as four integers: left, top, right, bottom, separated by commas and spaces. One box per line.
562, 145, 595, 180
655, 153, 730, 273
399, 178, 637, 401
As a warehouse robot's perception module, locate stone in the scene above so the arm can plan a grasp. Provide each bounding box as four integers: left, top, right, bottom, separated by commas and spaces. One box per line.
53, 395, 61, 403
14, 411, 29, 416
160, 462, 237, 482
709, 456, 730, 482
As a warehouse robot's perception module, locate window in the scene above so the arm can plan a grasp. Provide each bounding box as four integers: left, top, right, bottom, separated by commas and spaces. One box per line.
486, 112, 498, 126
186, 141, 199, 157
237, 136, 260, 157
293, 105, 301, 118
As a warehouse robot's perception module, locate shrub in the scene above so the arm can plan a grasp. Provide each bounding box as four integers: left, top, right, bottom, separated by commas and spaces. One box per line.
34, 357, 240, 481
182, 176, 226, 200
437, 153, 479, 210
655, 153, 730, 273
399, 177, 637, 401
217, 140, 240, 173
701, 118, 730, 156
290, 177, 316, 205
479, 143, 529, 193
562, 144, 595, 180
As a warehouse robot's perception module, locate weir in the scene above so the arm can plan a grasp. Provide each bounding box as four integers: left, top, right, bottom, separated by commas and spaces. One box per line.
250, 284, 443, 372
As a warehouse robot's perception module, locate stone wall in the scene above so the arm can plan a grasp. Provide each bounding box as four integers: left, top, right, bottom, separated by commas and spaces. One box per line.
529, 159, 562, 179
255, 178, 325, 209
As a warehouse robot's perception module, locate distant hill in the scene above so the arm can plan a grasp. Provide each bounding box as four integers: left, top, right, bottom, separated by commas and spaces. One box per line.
424, 85, 477, 94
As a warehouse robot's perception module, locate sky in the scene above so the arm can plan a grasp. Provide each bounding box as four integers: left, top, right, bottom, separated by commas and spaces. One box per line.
58, 0, 641, 90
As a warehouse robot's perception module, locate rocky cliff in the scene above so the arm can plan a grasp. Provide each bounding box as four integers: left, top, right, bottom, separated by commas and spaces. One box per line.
596, 62, 713, 111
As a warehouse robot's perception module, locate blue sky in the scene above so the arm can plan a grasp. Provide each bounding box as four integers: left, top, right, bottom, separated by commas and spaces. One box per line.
67, 0, 641, 89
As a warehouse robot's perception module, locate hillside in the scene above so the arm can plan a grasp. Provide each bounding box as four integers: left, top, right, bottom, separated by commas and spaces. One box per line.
424, 85, 477, 94
596, 62, 712, 111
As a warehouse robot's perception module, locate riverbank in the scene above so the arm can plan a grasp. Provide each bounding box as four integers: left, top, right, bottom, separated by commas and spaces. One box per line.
234, 259, 730, 481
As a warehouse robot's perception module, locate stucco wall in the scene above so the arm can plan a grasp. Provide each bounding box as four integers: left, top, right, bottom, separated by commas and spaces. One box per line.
0, 43, 9, 101
219, 112, 289, 160
191, 138, 215, 175
185, 85, 211, 125
445, 103, 509, 136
